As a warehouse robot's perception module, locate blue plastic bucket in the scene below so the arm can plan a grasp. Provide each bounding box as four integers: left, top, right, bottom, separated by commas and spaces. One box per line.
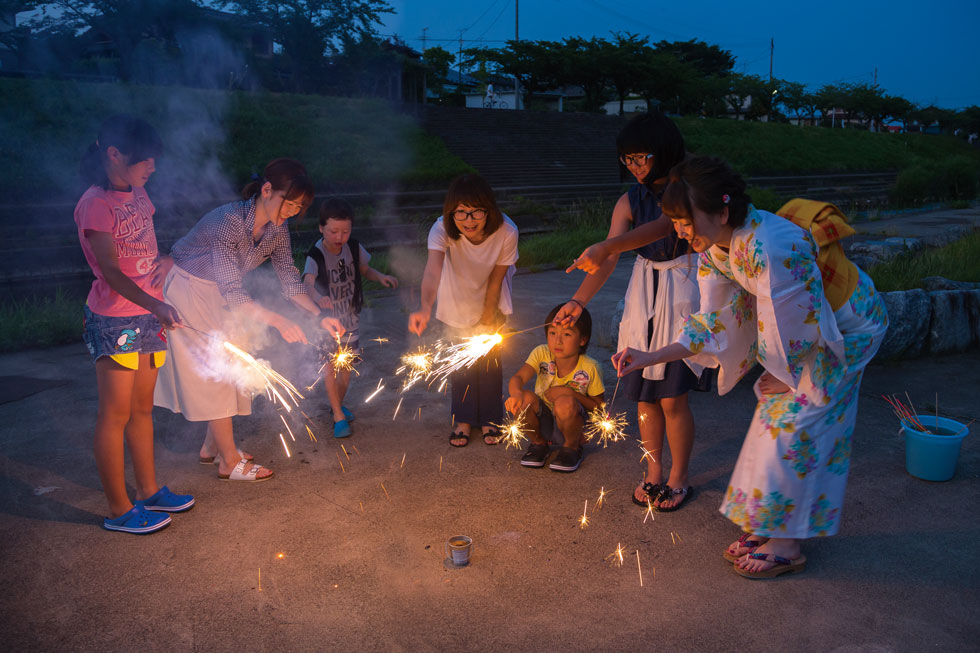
903, 415, 970, 481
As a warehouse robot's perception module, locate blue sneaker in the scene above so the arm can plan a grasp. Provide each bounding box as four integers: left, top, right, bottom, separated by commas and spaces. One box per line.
103, 506, 171, 534
137, 486, 195, 513
341, 406, 355, 423
333, 419, 352, 438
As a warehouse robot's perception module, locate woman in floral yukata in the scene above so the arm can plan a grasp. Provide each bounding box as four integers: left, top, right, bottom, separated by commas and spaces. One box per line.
614, 156, 889, 579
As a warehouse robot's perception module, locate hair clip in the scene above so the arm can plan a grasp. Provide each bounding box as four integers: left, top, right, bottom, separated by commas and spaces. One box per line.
722, 194, 730, 204
250, 172, 260, 181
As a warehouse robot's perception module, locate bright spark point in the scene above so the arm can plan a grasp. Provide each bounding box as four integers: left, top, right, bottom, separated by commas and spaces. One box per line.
396, 346, 434, 391
492, 405, 530, 450
371, 337, 389, 345
643, 500, 656, 524
330, 344, 358, 376
584, 406, 628, 448
596, 486, 609, 509
579, 499, 590, 529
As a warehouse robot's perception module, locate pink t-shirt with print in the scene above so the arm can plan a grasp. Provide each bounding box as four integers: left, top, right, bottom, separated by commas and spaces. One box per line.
74, 185, 163, 316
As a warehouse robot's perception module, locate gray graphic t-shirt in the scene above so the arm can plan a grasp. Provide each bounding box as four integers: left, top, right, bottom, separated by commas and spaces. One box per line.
303, 239, 370, 333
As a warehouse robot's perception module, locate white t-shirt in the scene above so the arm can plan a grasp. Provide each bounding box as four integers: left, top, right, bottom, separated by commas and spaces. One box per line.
427, 215, 519, 329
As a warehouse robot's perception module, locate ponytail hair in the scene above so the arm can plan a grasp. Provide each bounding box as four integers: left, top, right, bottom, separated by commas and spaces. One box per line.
242, 158, 315, 219
79, 115, 162, 189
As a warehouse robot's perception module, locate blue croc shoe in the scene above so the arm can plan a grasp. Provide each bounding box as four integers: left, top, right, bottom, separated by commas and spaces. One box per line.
103, 506, 171, 534
333, 419, 352, 438
341, 406, 355, 423
137, 486, 195, 513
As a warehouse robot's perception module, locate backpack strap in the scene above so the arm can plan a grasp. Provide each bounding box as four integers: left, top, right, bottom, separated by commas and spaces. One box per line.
776, 199, 859, 311
348, 237, 364, 315
306, 242, 330, 299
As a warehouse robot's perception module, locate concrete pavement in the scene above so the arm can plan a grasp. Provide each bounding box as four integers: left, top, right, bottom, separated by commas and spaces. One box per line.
1, 255, 978, 651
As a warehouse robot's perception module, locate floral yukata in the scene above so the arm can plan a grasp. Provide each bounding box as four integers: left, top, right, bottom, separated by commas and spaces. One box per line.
677, 208, 888, 538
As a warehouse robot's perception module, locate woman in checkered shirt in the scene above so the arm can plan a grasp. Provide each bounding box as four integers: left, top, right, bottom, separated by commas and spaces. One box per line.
154, 158, 343, 482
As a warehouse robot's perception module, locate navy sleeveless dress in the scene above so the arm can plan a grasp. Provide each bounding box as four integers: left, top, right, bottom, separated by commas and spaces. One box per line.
622, 184, 712, 402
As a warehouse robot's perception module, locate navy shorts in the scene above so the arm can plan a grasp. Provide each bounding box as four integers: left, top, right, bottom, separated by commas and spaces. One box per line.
537, 400, 588, 444
82, 305, 167, 362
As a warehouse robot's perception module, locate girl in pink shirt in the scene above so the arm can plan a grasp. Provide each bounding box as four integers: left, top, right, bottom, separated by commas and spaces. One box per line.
75, 115, 193, 534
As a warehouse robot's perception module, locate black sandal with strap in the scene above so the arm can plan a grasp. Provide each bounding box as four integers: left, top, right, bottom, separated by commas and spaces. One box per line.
449, 431, 470, 448
655, 485, 693, 512
632, 481, 665, 507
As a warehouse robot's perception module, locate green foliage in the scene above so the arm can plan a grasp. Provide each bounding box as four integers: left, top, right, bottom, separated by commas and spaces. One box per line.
889, 156, 980, 207
517, 201, 609, 269
869, 230, 980, 291
0, 77, 471, 201
745, 186, 784, 213
0, 290, 83, 353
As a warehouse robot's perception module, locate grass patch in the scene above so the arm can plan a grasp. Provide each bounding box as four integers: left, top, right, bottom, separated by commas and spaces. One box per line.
0, 290, 83, 353
869, 230, 980, 291
517, 201, 609, 269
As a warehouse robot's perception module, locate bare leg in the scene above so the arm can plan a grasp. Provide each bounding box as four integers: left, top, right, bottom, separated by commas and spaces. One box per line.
656, 393, 695, 509
552, 395, 584, 450
127, 353, 160, 501
323, 361, 351, 421
93, 357, 136, 518
520, 391, 544, 445
634, 401, 665, 503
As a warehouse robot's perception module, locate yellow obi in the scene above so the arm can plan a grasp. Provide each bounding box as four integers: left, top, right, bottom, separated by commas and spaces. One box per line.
777, 199, 859, 311
110, 351, 167, 370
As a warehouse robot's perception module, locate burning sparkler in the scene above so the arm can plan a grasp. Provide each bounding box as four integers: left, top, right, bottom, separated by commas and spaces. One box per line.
330, 339, 359, 376
223, 341, 304, 411
427, 334, 503, 382
596, 486, 609, 509
584, 406, 628, 448
492, 406, 530, 450
396, 346, 434, 391
578, 499, 590, 529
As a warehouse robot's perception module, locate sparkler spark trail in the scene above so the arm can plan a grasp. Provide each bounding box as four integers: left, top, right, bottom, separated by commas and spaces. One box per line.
223, 342, 304, 411
371, 337, 389, 345
279, 415, 296, 441
400, 452, 406, 468
364, 379, 385, 402
636, 550, 643, 587
606, 542, 625, 567
336, 451, 346, 473
392, 397, 403, 420
492, 406, 530, 450
584, 406, 628, 447
643, 500, 656, 524
278, 433, 291, 458
578, 499, 590, 529
638, 441, 658, 463
341, 444, 350, 461
381, 483, 390, 500
305, 425, 317, 442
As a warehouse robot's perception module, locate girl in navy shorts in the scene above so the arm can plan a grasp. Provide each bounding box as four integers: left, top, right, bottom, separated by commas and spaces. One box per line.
75, 115, 194, 534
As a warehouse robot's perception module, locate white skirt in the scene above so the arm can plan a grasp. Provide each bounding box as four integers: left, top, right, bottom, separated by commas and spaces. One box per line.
153, 266, 253, 421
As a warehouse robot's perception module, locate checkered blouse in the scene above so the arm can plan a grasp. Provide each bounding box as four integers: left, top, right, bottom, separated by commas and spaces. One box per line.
170, 198, 305, 306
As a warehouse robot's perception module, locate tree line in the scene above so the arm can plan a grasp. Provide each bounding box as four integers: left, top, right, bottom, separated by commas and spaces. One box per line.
8, 1, 979, 136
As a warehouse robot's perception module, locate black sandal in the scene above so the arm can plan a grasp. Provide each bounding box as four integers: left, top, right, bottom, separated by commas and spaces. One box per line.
655, 485, 693, 512
482, 428, 502, 445
449, 431, 470, 447
632, 481, 664, 507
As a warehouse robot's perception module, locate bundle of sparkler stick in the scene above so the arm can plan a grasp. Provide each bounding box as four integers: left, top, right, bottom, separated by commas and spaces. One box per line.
882, 393, 931, 434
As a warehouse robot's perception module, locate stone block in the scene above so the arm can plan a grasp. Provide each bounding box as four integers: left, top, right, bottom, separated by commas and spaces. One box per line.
877, 289, 930, 360
927, 290, 975, 354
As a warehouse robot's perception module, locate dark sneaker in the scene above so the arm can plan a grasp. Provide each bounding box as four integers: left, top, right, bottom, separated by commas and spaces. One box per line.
549, 446, 583, 472
137, 486, 195, 513
520, 443, 550, 467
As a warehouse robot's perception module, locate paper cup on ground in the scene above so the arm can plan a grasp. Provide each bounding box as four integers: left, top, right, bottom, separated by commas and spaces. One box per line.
446, 535, 473, 567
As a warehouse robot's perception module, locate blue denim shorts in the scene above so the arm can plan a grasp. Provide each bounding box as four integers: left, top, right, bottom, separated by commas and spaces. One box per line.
82, 305, 167, 363
537, 400, 587, 444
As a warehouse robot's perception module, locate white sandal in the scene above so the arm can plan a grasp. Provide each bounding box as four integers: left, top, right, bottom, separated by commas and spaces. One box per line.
218, 458, 274, 482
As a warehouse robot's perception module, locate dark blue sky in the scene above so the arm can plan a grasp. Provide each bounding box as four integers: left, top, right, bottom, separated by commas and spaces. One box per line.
384, 0, 980, 109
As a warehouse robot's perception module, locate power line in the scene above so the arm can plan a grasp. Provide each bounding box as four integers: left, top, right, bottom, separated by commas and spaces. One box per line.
477, 0, 513, 40
465, 0, 508, 32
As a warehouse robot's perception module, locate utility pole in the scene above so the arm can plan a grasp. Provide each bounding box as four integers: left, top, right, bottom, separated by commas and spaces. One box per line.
458, 29, 465, 83
514, 0, 520, 110
421, 27, 428, 105
768, 37, 774, 84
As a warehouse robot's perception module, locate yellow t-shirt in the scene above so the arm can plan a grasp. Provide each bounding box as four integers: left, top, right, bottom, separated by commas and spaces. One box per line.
525, 344, 605, 410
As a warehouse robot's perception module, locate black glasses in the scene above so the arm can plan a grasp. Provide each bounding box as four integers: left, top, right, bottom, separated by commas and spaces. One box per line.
620, 153, 654, 167
452, 208, 488, 222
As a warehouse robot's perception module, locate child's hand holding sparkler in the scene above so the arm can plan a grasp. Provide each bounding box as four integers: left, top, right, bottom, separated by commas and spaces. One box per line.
408, 309, 430, 336
552, 299, 585, 327
150, 300, 183, 330
319, 316, 345, 340
613, 343, 694, 377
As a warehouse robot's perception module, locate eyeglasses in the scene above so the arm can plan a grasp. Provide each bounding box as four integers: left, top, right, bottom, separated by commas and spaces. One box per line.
452, 208, 488, 222
282, 198, 303, 212
619, 153, 654, 167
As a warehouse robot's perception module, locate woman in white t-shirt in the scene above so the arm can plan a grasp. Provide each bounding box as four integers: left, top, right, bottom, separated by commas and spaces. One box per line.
409, 174, 519, 447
